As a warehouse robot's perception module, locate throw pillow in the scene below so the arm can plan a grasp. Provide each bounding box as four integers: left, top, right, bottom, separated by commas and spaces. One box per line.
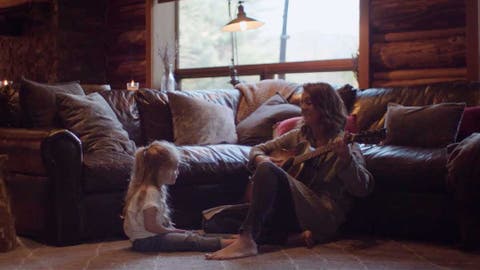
273, 116, 303, 138
273, 114, 359, 138
81, 84, 111, 95
457, 106, 480, 141
237, 93, 301, 145
384, 102, 465, 148
167, 91, 237, 145
56, 92, 136, 155
20, 77, 85, 128
345, 114, 359, 134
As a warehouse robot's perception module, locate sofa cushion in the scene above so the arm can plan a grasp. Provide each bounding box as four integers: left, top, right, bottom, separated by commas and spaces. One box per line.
99, 90, 143, 146
20, 77, 85, 128
83, 151, 134, 193
135, 89, 173, 143
235, 79, 300, 123
352, 81, 480, 132
361, 144, 447, 193
56, 92, 136, 155
168, 91, 237, 145
175, 144, 251, 186
384, 102, 465, 148
236, 94, 301, 145
457, 106, 480, 141
135, 89, 241, 144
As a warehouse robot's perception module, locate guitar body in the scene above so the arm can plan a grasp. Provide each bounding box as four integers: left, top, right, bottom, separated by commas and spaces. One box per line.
270, 141, 310, 178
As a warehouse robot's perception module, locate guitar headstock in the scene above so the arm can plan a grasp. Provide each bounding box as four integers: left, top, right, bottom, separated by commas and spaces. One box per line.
346, 128, 386, 144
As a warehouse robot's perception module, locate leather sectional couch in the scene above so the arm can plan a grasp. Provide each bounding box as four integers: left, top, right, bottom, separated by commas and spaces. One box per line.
0, 80, 478, 249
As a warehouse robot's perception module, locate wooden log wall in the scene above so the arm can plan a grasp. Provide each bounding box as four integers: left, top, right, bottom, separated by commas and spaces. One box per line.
106, 0, 147, 89
0, 1, 58, 82
369, 0, 468, 87
0, 0, 107, 84
56, 0, 107, 83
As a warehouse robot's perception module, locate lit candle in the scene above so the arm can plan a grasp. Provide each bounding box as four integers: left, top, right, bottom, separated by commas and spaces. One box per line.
126, 80, 139, 91
2, 80, 8, 86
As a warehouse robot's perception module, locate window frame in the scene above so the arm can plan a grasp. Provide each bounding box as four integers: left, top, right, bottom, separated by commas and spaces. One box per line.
173, 0, 367, 88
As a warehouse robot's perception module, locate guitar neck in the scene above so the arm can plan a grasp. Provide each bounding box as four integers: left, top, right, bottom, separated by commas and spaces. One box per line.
293, 144, 333, 166
289, 128, 385, 168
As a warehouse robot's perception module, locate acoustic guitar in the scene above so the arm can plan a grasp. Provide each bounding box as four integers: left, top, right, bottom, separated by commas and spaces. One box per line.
270, 128, 386, 178
243, 129, 386, 202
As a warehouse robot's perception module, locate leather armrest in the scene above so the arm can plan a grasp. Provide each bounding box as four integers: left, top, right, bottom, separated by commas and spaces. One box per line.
0, 128, 70, 175
447, 133, 480, 189
446, 133, 480, 250
0, 127, 84, 245
41, 129, 84, 245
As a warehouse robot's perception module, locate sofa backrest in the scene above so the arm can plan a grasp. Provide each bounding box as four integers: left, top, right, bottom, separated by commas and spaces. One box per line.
352, 81, 480, 131
98, 90, 143, 146
134, 88, 241, 145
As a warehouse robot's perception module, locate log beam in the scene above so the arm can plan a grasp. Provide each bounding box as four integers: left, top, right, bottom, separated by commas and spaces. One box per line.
374, 68, 467, 81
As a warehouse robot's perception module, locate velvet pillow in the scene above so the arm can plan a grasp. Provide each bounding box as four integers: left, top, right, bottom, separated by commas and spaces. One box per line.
167, 91, 237, 145
56, 92, 136, 155
20, 77, 85, 128
457, 106, 480, 141
237, 94, 301, 145
384, 102, 465, 148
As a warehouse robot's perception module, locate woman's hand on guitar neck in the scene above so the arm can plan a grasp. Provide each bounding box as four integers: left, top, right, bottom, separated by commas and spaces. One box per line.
331, 134, 352, 167
254, 154, 283, 167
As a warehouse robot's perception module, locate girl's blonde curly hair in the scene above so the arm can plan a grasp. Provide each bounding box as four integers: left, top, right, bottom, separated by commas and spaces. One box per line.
123, 140, 181, 228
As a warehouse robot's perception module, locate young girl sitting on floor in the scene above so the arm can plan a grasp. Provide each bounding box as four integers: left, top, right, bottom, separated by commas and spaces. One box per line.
123, 140, 234, 252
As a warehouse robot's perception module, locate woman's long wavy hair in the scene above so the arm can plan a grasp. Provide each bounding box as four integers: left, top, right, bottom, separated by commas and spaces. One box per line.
300, 82, 347, 142
122, 140, 180, 227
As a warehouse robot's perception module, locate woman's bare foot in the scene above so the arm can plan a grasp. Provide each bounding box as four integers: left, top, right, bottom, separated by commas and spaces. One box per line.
286, 230, 315, 248
220, 238, 236, 248
226, 234, 239, 239
206, 234, 258, 260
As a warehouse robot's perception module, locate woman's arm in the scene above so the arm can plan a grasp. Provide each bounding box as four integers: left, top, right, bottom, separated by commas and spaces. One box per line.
335, 143, 374, 197
248, 129, 302, 169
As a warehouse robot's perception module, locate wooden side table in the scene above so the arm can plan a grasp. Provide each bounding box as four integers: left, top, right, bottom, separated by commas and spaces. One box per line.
0, 154, 17, 252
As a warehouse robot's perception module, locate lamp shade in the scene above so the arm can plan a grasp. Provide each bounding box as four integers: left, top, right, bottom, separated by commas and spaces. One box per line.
222, 3, 264, 32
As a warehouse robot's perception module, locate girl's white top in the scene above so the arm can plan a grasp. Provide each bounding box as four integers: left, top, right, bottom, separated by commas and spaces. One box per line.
123, 186, 167, 241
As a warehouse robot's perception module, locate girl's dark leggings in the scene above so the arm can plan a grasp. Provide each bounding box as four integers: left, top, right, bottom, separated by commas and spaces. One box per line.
240, 162, 302, 244
132, 232, 221, 252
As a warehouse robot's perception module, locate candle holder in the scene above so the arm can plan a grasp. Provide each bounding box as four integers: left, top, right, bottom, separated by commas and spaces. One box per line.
126, 81, 139, 91
0, 80, 20, 127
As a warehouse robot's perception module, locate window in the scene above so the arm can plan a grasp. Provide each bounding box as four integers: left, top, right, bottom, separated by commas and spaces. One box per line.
177, 0, 359, 89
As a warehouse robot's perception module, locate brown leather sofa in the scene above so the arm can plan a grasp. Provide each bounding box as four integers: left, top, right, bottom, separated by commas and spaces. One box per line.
0, 88, 252, 246
0, 81, 479, 249
338, 81, 480, 250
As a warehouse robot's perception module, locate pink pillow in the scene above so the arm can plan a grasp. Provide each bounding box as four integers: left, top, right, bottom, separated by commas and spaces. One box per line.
273, 116, 303, 138
273, 114, 359, 138
457, 106, 480, 141
345, 114, 358, 134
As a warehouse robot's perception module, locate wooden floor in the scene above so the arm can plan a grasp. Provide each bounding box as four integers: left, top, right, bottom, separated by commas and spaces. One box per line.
1, 236, 479, 270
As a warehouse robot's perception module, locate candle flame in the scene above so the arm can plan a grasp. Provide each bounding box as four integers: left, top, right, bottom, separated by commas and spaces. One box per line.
130, 80, 135, 87
2, 80, 8, 86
